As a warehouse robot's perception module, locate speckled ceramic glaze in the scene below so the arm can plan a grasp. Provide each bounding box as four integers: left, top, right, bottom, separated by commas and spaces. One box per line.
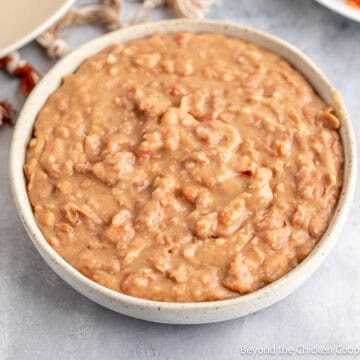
9, 19, 357, 324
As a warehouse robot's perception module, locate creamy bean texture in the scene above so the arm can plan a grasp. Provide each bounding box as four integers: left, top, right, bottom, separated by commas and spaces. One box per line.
25, 33, 343, 302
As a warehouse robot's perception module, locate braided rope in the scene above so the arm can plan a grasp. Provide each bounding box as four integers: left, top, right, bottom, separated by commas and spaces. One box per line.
170, 0, 218, 18
130, 0, 166, 25
37, 0, 217, 59
37, 0, 123, 59
131, 0, 218, 22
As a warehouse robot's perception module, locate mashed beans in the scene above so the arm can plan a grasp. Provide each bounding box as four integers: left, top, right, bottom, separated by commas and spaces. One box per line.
24, 33, 343, 302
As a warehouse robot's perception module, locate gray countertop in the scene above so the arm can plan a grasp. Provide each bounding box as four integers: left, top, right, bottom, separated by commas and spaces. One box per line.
1, 0, 360, 359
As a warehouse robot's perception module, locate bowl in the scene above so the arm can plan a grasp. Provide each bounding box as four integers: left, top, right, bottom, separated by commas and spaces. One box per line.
9, 19, 357, 324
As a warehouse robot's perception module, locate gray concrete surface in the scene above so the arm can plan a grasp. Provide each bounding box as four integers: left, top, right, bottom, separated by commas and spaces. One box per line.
1, 0, 360, 359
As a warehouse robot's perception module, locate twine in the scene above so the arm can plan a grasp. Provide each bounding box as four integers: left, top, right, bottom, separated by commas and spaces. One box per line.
37, 0, 217, 59
37, 0, 123, 58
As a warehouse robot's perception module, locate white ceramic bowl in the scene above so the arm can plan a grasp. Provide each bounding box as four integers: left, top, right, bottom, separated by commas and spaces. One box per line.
10, 19, 357, 324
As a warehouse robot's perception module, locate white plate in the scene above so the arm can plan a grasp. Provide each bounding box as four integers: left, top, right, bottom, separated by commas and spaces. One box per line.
315, 0, 360, 22
0, 0, 75, 57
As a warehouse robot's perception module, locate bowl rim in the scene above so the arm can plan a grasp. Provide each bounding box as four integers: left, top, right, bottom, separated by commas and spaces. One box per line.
9, 18, 357, 313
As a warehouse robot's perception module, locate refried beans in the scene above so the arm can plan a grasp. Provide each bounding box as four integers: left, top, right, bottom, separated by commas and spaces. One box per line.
24, 32, 344, 302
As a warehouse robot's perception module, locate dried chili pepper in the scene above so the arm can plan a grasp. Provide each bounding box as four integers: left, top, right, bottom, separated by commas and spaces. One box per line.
13, 63, 41, 95
0, 52, 41, 95
0, 53, 42, 129
0, 101, 15, 128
